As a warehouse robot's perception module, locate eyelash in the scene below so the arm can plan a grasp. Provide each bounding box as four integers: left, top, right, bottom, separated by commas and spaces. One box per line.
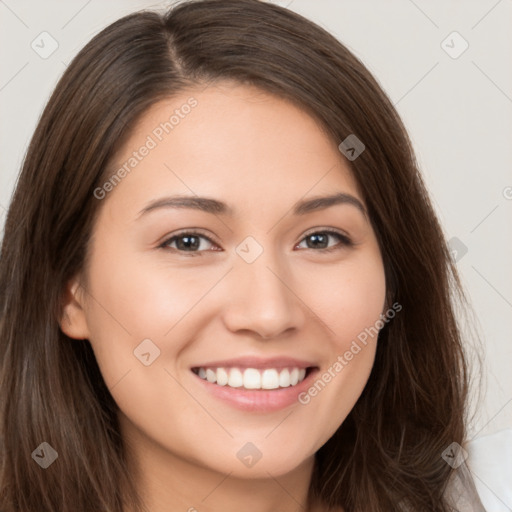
159, 228, 353, 256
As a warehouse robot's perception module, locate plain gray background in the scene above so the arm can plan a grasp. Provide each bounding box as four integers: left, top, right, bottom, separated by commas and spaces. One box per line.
1, 0, 511, 441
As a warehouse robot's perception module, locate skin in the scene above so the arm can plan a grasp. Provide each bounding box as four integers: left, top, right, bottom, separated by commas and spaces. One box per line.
61, 81, 386, 512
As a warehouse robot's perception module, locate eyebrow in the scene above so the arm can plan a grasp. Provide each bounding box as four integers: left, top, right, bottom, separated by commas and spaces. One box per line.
136, 192, 367, 219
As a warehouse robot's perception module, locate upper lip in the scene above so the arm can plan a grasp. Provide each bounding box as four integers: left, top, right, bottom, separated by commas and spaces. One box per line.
191, 356, 317, 370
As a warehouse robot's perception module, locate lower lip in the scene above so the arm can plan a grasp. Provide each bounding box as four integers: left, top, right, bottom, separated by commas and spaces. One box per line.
191, 369, 319, 412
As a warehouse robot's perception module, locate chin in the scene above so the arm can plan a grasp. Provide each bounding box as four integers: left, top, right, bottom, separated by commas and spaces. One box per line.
209, 445, 315, 480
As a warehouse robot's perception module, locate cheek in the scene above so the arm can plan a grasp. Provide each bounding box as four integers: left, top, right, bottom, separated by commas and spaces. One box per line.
84, 243, 210, 340
307, 252, 387, 344
82, 242, 224, 391
293, 252, 386, 441
81, 251, 216, 463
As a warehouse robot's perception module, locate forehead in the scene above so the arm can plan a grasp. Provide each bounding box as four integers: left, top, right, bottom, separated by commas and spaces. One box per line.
102, 82, 363, 218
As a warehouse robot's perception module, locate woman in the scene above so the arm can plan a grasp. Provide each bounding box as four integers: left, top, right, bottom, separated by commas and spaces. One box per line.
0, 0, 486, 510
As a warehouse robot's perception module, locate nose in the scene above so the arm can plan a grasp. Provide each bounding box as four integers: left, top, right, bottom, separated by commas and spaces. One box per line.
220, 248, 306, 340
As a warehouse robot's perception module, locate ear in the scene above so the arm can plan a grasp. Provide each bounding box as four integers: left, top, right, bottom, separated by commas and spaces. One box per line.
59, 275, 90, 340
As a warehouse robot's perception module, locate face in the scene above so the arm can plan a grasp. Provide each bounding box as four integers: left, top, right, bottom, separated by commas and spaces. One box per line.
62, 82, 386, 481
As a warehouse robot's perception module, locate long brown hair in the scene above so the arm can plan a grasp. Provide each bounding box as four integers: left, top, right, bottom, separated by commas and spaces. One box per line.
0, 1, 481, 510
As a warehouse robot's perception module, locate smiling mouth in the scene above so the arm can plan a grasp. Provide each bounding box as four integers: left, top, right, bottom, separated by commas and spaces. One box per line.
191, 366, 316, 390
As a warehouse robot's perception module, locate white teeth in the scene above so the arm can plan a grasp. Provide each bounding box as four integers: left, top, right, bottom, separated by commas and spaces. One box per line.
195, 366, 309, 390
216, 367, 229, 386
261, 369, 279, 389
243, 368, 261, 389
205, 368, 217, 383
279, 368, 290, 387
228, 368, 243, 388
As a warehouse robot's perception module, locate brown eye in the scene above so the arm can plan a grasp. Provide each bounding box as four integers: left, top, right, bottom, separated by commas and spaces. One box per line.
296, 230, 352, 252
160, 231, 217, 255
